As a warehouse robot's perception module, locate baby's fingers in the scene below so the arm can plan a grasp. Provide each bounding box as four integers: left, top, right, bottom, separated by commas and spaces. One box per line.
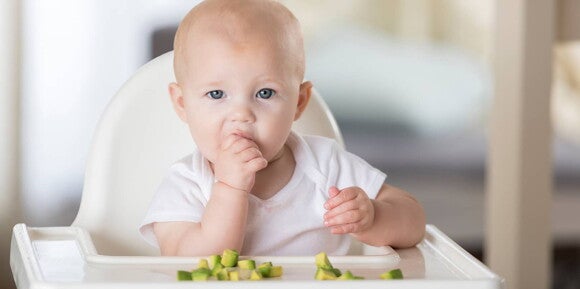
324, 188, 357, 210
239, 147, 263, 162
328, 186, 340, 198
246, 156, 268, 172
324, 209, 363, 228
221, 134, 241, 150
329, 222, 363, 234
228, 137, 258, 154
324, 200, 358, 220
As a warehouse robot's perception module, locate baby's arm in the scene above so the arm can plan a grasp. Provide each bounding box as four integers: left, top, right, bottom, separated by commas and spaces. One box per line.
153, 135, 267, 256
323, 184, 426, 248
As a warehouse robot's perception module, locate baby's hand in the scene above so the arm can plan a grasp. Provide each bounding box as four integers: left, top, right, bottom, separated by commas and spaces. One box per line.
213, 134, 268, 193
323, 186, 375, 234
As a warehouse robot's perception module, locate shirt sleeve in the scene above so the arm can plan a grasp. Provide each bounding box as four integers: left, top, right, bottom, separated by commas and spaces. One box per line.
138, 164, 207, 248
325, 141, 386, 200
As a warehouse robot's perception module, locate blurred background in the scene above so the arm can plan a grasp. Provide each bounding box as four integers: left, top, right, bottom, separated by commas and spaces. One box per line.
1, 0, 579, 288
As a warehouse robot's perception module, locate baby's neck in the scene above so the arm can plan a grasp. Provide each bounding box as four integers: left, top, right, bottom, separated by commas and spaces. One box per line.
251, 145, 295, 200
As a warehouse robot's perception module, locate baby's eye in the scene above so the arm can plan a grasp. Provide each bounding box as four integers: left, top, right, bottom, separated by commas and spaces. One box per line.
256, 88, 276, 99
207, 90, 224, 99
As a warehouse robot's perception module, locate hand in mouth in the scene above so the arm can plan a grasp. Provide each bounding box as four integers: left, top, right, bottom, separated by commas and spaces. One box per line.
232, 130, 254, 141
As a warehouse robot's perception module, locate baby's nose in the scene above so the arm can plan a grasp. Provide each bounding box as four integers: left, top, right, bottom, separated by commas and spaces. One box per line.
229, 102, 256, 123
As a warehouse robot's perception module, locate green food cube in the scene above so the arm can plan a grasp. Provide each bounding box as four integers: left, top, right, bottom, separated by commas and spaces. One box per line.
237, 259, 256, 270
211, 262, 224, 277
177, 270, 192, 281
221, 249, 239, 267
259, 261, 273, 267
269, 265, 283, 278
257, 262, 272, 277
250, 269, 263, 280
229, 270, 240, 281
380, 268, 404, 280
208, 254, 221, 269
238, 268, 252, 280
217, 268, 230, 281
315, 252, 333, 270
315, 268, 337, 280
197, 258, 209, 270
191, 268, 211, 281
337, 270, 355, 280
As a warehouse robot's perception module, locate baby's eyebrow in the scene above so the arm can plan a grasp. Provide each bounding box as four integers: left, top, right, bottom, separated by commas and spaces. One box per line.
255, 76, 285, 87
197, 80, 224, 88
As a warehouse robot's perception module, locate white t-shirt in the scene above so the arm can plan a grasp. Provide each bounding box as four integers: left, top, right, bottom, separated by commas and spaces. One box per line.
139, 132, 386, 255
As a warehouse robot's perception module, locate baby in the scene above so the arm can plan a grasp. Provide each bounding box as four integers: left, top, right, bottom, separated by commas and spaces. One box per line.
140, 0, 425, 256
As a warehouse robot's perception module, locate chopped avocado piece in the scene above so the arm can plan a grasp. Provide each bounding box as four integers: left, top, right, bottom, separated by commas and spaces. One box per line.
250, 269, 263, 280
257, 262, 272, 277
331, 268, 342, 277
177, 270, 192, 281
197, 258, 209, 270
191, 268, 211, 281
238, 268, 252, 280
269, 265, 283, 278
178, 250, 286, 281
259, 261, 273, 267
221, 249, 239, 267
193, 268, 212, 275
315, 252, 333, 270
228, 270, 240, 281
337, 270, 355, 280
217, 268, 230, 281
211, 262, 224, 277
192, 274, 209, 281
380, 268, 404, 280
237, 259, 256, 270
208, 254, 221, 269
315, 268, 338, 280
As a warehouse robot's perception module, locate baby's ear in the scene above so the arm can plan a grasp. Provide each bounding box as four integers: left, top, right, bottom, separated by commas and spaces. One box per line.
168, 82, 188, 122
294, 81, 312, 120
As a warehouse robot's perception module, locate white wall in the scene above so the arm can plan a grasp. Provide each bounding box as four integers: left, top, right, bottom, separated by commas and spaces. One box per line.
20, 0, 196, 226
0, 0, 21, 287
0, 0, 21, 215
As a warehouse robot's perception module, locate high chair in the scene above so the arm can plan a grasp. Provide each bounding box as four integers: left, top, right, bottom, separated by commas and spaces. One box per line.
11, 51, 503, 288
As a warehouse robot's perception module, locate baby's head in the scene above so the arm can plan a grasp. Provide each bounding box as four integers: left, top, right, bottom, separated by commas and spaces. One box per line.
169, 0, 312, 164
173, 0, 306, 85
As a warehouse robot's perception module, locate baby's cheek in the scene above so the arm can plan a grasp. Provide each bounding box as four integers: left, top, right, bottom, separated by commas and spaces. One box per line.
196, 143, 218, 164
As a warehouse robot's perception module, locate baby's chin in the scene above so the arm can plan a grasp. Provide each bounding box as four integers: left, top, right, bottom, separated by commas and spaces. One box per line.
266, 145, 290, 164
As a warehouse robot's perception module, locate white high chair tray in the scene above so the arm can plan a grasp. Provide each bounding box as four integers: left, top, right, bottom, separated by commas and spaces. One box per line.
11, 224, 503, 289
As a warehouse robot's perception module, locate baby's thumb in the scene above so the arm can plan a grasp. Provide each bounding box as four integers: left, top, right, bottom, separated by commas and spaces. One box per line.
328, 186, 340, 198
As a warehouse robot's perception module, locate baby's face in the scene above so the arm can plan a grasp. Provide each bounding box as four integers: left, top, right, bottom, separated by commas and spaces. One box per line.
173, 33, 308, 165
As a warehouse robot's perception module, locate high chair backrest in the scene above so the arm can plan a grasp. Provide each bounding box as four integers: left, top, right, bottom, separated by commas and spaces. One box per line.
72, 51, 344, 256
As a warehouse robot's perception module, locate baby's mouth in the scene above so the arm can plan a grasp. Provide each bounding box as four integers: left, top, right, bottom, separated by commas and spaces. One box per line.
232, 130, 254, 141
